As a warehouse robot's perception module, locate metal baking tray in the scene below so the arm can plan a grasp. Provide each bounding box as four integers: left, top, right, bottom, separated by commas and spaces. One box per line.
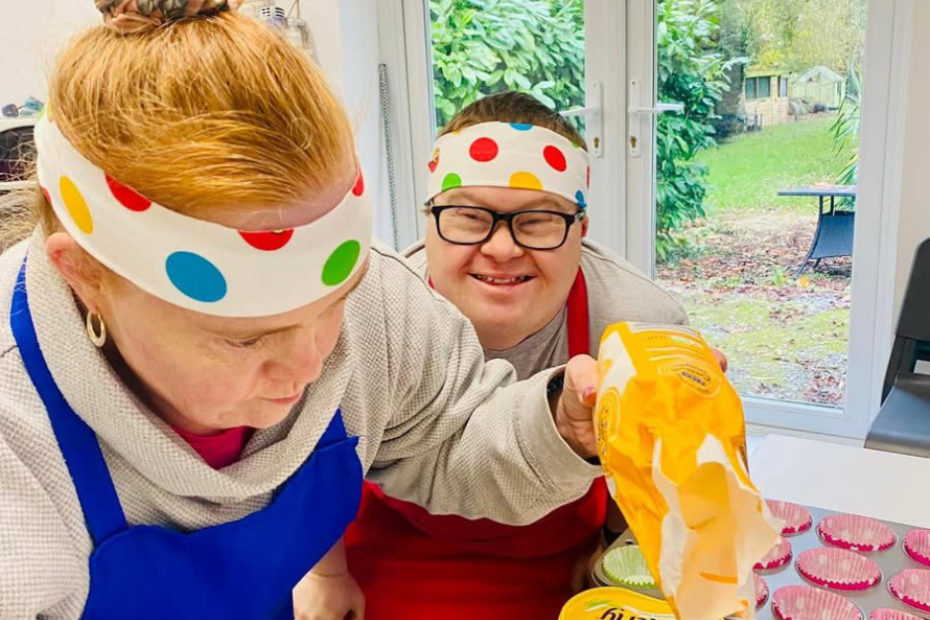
592, 503, 929, 620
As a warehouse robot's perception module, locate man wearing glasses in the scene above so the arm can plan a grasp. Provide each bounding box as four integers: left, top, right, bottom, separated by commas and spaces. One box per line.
346, 92, 699, 620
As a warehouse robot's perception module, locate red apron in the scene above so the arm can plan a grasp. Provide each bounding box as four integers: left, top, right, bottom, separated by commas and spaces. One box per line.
345, 270, 608, 619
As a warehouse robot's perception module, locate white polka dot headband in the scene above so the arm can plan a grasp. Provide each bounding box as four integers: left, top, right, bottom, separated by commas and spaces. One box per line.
426, 122, 590, 208
35, 115, 372, 317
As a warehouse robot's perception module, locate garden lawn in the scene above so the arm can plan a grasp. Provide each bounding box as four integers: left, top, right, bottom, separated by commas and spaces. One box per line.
677, 286, 850, 405
698, 116, 856, 213
657, 207, 852, 406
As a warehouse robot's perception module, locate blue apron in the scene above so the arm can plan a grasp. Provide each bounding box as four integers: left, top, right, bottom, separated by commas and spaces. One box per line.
10, 261, 363, 620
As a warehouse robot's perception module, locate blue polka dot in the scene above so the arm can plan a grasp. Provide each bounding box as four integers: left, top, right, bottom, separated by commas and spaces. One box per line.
165, 252, 227, 303
510, 123, 533, 131
575, 190, 588, 209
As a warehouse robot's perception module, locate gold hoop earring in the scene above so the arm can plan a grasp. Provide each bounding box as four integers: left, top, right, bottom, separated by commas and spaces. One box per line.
86, 311, 107, 348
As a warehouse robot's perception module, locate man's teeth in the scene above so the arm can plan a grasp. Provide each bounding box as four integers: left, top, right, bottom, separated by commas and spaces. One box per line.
473, 274, 529, 285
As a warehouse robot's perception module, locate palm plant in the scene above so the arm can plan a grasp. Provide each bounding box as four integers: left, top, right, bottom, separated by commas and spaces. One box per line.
831, 64, 861, 188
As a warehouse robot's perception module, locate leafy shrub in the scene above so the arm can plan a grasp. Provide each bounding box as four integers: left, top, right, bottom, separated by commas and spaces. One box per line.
831, 65, 861, 189
656, 0, 734, 260
430, 0, 585, 126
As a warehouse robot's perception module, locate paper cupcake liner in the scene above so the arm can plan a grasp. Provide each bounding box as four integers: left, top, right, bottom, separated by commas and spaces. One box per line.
889, 569, 930, 613
772, 585, 863, 620
767, 500, 814, 536
756, 538, 793, 571
601, 546, 657, 589
870, 609, 926, 620
904, 530, 930, 568
754, 573, 769, 609
818, 514, 897, 552
797, 547, 882, 591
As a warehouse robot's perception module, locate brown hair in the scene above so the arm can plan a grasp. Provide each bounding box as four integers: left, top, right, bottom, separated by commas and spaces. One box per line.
3, 13, 354, 249
439, 91, 587, 150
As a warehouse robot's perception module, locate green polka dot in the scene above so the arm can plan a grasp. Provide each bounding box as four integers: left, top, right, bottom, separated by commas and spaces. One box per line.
441, 173, 462, 192
322, 240, 362, 287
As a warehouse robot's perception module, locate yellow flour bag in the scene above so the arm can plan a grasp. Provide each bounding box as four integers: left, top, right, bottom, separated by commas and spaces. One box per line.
594, 323, 780, 620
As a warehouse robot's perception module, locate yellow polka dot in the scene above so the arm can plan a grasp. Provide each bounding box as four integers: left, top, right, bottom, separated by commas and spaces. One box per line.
60, 177, 94, 234
510, 171, 543, 191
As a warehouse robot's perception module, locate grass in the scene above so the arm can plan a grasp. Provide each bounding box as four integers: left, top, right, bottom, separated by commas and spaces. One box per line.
669, 286, 850, 404
658, 117, 857, 405
697, 116, 856, 213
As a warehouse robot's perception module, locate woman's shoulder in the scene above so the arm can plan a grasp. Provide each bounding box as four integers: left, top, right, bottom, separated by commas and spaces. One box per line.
0, 238, 81, 499
0, 242, 106, 612
370, 241, 430, 280
0, 353, 89, 616
399, 239, 429, 278
0, 241, 68, 466
349, 242, 447, 314
342, 242, 457, 364
0, 239, 29, 363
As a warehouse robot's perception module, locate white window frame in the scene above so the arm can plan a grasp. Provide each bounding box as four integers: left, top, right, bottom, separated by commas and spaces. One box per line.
623, 0, 913, 440
378, 0, 913, 440
376, 0, 436, 246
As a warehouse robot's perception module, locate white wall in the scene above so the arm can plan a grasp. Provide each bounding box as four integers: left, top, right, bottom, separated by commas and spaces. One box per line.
2, 1, 99, 106
893, 1, 930, 314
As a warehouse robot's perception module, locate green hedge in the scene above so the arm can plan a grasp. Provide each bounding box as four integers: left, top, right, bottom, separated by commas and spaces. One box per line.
656, 0, 735, 260
430, 0, 585, 125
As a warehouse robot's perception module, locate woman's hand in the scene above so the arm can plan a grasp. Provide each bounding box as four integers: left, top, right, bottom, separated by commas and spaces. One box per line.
553, 355, 599, 460
553, 346, 728, 460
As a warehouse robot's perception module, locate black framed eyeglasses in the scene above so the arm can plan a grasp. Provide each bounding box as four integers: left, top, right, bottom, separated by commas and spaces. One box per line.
429, 204, 586, 251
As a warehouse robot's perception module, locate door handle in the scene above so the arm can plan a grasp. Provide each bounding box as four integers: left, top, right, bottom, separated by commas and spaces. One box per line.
627, 79, 685, 158
560, 81, 603, 158
628, 103, 685, 114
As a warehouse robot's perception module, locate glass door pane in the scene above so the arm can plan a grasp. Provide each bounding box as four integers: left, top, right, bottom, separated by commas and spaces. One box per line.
428, 0, 586, 134
651, 0, 868, 407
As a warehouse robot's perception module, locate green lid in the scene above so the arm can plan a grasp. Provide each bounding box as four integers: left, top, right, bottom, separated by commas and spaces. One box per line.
602, 546, 657, 589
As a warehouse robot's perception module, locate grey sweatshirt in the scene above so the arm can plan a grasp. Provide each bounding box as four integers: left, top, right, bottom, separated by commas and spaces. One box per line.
0, 232, 600, 619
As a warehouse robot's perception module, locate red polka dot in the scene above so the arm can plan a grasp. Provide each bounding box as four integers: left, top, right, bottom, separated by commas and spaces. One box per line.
106, 175, 151, 212
469, 138, 499, 162
352, 171, 365, 197
543, 145, 567, 172
41, 187, 52, 205
239, 229, 295, 251
428, 148, 440, 173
